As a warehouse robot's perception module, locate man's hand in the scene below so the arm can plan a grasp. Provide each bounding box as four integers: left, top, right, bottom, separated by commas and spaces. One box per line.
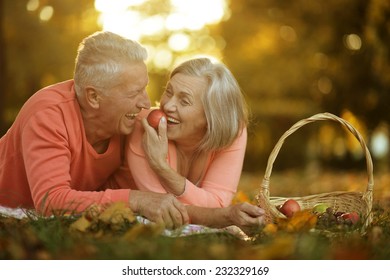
129, 190, 189, 229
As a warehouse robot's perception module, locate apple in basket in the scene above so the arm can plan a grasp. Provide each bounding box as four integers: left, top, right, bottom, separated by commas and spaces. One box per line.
312, 203, 329, 214
277, 199, 301, 218
147, 109, 167, 130
340, 211, 360, 224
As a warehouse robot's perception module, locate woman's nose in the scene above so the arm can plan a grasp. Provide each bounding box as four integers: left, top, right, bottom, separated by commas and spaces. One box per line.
162, 97, 177, 112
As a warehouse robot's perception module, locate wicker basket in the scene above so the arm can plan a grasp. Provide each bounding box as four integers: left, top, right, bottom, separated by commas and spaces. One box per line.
256, 112, 374, 232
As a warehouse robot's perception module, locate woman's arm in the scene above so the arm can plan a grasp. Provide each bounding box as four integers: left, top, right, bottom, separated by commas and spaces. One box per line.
178, 128, 247, 207
139, 117, 247, 207
140, 117, 186, 195
186, 202, 265, 235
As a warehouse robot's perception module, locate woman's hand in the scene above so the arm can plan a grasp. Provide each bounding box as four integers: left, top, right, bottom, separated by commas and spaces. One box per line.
224, 202, 266, 236
141, 117, 169, 170
141, 117, 186, 196
186, 202, 266, 236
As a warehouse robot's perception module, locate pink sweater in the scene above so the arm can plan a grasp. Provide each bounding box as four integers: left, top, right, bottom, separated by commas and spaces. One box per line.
0, 80, 131, 214
127, 109, 247, 207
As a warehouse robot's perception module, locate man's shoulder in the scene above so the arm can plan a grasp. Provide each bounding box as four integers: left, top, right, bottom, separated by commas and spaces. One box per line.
35, 80, 76, 101
13, 80, 79, 126
22, 80, 76, 111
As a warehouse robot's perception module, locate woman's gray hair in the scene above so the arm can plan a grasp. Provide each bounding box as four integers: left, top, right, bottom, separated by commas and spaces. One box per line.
74, 31, 147, 95
170, 57, 248, 151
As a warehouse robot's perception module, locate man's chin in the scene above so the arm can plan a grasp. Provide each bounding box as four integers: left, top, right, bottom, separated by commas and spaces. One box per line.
121, 126, 134, 136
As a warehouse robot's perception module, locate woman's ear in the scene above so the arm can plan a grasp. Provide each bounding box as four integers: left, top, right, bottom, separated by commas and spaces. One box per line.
85, 86, 101, 109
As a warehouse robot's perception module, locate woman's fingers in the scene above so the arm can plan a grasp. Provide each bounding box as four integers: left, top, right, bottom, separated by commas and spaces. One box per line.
239, 202, 265, 217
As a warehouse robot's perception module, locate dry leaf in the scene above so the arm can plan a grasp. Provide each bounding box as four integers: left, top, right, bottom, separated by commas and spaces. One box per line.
275, 210, 317, 232
122, 223, 164, 242
242, 235, 297, 259
69, 215, 91, 232
232, 191, 251, 204
263, 223, 278, 235
98, 202, 135, 225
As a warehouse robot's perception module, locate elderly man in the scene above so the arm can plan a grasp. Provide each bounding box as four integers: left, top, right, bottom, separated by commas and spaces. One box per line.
0, 31, 188, 229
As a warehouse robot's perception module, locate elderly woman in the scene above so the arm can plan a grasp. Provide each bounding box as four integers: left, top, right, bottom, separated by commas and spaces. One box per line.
127, 58, 264, 232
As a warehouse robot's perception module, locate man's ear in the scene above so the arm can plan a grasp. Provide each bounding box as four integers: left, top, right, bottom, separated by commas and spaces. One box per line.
85, 86, 101, 109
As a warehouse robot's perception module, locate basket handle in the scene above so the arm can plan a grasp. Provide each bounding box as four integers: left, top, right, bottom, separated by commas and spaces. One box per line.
261, 112, 374, 195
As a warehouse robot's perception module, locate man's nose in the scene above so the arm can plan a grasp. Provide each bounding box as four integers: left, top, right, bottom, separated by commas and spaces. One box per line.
139, 90, 151, 109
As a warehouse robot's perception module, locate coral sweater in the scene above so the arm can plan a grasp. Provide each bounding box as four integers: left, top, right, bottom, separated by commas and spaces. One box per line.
0, 80, 130, 214
127, 109, 247, 208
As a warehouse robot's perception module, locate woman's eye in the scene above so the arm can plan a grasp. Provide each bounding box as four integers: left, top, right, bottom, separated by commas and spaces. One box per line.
181, 99, 191, 106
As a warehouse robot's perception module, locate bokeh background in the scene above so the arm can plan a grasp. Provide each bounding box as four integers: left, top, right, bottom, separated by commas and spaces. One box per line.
1, 0, 389, 194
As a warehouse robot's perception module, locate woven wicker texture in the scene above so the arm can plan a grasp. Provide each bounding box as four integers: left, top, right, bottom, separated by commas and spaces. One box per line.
256, 112, 374, 231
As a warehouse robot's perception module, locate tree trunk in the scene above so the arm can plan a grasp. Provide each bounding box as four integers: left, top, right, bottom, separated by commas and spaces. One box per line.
0, 0, 7, 135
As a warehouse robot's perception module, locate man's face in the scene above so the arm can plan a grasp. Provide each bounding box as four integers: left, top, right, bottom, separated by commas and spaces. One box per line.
98, 62, 150, 137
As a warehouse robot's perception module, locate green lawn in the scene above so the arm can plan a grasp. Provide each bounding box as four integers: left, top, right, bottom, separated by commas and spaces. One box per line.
1, 170, 390, 260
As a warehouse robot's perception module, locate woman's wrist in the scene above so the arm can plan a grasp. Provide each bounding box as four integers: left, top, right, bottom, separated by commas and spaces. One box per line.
172, 178, 186, 197
151, 163, 186, 196
149, 158, 170, 174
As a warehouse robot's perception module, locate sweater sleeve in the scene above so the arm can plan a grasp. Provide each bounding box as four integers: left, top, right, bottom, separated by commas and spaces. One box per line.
22, 107, 130, 215
177, 127, 247, 207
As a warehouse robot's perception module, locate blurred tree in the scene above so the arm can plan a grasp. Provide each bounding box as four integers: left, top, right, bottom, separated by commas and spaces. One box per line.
318, 0, 390, 131
0, 0, 6, 135
2, 0, 389, 172
94, 0, 230, 104
1, 0, 99, 134
220, 0, 390, 171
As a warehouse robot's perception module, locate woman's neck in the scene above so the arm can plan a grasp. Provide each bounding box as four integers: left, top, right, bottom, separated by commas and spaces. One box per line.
176, 146, 207, 183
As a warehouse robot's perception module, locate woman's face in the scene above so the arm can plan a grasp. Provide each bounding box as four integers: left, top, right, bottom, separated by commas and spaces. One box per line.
160, 73, 208, 148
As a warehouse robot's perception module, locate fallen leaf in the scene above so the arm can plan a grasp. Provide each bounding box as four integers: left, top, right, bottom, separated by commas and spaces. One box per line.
98, 202, 135, 225
69, 215, 91, 232
275, 210, 317, 232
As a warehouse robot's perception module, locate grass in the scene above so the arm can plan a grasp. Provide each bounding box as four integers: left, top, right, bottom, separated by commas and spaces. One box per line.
1, 170, 390, 260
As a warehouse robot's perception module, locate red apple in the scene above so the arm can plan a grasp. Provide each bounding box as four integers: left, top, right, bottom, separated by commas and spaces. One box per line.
147, 109, 166, 130
278, 199, 301, 218
340, 211, 360, 224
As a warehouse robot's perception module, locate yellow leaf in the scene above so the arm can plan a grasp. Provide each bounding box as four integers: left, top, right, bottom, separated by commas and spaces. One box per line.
70, 215, 91, 232
98, 202, 135, 224
84, 204, 103, 222
122, 223, 164, 242
263, 223, 278, 235
276, 210, 317, 232
232, 191, 251, 204
242, 235, 297, 259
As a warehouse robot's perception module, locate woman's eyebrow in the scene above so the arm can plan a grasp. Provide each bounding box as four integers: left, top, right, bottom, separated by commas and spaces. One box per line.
178, 91, 195, 102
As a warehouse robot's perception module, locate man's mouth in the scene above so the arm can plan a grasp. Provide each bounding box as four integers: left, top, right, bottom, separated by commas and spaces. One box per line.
125, 113, 137, 120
